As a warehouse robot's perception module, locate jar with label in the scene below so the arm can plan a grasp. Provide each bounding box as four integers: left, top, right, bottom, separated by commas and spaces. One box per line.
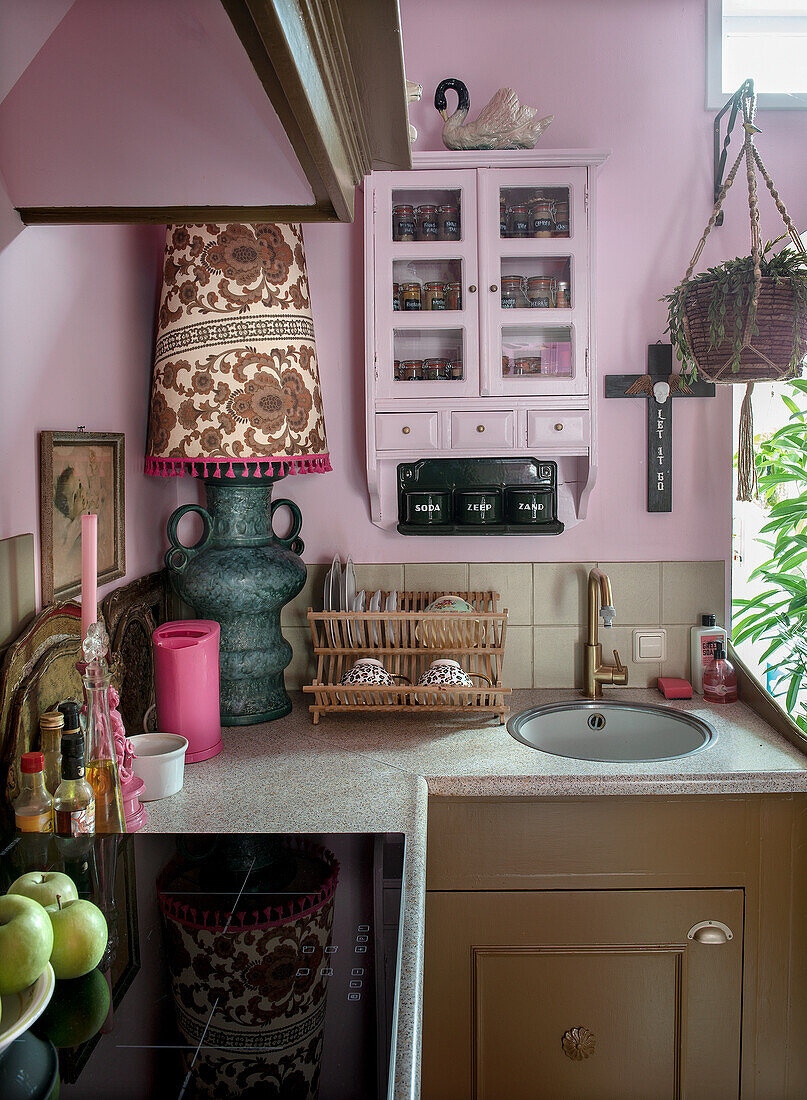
399, 360, 419, 381
555, 281, 571, 308
401, 282, 422, 310
530, 198, 554, 237
392, 204, 415, 241
509, 204, 529, 238
393, 360, 402, 380
527, 275, 555, 308
423, 357, 450, 380
500, 197, 508, 237
416, 205, 439, 241
423, 281, 445, 310
444, 281, 461, 310
450, 360, 463, 380
438, 203, 460, 241
552, 200, 570, 236
502, 355, 511, 376
513, 356, 542, 375
501, 275, 525, 308
14, 752, 53, 833
393, 282, 401, 311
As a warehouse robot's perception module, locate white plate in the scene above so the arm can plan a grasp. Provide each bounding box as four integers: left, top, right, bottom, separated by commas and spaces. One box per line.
385, 590, 398, 646
352, 590, 366, 647
342, 557, 357, 615
369, 588, 382, 646
0, 963, 56, 1056
327, 556, 342, 647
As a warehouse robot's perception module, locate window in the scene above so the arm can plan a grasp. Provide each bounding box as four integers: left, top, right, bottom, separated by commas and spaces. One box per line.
707, 0, 807, 109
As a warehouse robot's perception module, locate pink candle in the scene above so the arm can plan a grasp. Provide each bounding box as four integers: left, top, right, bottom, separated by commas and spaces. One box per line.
81, 513, 98, 643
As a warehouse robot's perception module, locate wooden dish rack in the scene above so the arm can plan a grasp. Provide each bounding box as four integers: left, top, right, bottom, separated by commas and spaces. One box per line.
303, 590, 510, 723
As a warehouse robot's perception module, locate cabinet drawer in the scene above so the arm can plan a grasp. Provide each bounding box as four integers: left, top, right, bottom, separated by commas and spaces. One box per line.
527, 409, 589, 449
376, 412, 438, 450
451, 411, 514, 449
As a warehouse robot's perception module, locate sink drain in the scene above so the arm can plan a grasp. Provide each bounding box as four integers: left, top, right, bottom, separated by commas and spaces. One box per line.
587, 713, 606, 731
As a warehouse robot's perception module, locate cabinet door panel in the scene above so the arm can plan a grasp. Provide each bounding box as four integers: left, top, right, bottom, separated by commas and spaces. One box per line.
422, 889, 743, 1100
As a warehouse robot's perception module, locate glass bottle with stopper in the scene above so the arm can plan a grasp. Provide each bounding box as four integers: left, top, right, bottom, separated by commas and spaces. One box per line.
82, 621, 126, 833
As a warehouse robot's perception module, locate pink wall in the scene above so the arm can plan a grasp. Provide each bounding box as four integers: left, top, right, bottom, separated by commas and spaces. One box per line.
272, 0, 807, 564
0, 221, 174, 608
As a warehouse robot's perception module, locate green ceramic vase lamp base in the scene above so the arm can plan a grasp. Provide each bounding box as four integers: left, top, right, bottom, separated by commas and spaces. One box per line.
164, 467, 306, 725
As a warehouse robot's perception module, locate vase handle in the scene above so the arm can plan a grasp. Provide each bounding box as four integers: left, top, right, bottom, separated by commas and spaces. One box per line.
165, 504, 213, 574
271, 498, 305, 555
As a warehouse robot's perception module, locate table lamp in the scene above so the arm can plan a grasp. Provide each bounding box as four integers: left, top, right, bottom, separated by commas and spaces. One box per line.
145, 222, 331, 724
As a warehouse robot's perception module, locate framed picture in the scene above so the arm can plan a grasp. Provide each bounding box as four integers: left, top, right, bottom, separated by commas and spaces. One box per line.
39, 430, 125, 604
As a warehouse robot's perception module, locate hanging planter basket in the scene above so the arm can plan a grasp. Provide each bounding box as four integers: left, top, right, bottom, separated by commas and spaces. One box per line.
664, 81, 807, 501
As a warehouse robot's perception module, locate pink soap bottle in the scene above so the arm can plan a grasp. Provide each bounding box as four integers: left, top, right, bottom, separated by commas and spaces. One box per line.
702, 643, 738, 704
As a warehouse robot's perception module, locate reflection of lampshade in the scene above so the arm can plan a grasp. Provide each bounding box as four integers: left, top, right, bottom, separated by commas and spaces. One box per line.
144, 223, 331, 725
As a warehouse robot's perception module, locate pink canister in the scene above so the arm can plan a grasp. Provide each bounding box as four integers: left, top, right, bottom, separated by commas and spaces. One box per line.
152, 620, 223, 762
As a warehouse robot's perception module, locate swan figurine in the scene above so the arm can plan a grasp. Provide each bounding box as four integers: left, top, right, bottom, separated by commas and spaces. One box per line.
434, 77, 553, 151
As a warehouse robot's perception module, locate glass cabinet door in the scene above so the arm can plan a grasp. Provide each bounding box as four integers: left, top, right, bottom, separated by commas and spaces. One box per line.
477, 167, 589, 397
374, 169, 479, 399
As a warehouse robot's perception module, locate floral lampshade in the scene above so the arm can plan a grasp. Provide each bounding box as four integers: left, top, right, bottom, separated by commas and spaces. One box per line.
145, 222, 331, 478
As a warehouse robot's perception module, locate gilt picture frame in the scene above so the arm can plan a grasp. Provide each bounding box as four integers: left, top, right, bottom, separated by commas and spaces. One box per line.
39, 431, 125, 605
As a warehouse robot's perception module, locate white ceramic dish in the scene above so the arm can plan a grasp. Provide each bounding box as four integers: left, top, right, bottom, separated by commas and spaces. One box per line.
129, 733, 189, 801
0, 963, 55, 1056
342, 557, 357, 614
385, 590, 398, 645
369, 588, 382, 646
353, 590, 366, 646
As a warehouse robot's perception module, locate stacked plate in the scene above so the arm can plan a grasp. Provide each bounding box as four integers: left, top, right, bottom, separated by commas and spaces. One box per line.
323, 557, 398, 647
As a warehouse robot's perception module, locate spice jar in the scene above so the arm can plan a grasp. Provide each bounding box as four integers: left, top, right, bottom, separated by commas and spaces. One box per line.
392, 204, 415, 242
401, 282, 422, 310
502, 355, 511, 376
552, 200, 570, 236
527, 275, 555, 308
438, 203, 461, 241
400, 359, 420, 381
501, 275, 525, 308
393, 282, 401, 311
500, 197, 508, 237
423, 357, 450, 380
423, 281, 446, 310
513, 356, 542, 375
394, 359, 402, 380
529, 197, 554, 237
509, 204, 529, 238
555, 281, 571, 308
444, 281, 461, 310
450, 360, 463, 380
416, 205, 438, 241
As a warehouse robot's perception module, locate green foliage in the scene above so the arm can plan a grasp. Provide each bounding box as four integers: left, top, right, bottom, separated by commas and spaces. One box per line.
663, 241, 807, 379
732, 378, 807, 732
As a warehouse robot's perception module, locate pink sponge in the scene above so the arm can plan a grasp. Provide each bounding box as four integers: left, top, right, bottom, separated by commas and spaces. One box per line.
657, 676, 693, 699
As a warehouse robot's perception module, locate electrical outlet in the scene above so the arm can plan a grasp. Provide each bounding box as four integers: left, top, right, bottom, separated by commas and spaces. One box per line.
632, 629, 667, 662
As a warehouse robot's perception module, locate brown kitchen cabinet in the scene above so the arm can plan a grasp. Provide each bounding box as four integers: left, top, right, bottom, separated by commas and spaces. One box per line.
422, 795, 807, 1099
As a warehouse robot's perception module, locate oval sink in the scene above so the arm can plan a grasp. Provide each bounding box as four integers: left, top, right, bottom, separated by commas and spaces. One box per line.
507, 701, 717, 763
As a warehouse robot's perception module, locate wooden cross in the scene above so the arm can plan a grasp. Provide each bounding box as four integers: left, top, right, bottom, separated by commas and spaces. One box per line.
605, 344, 716, 513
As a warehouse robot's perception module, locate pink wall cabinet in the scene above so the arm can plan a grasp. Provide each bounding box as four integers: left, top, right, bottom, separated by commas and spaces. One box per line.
365, 150, 609, 532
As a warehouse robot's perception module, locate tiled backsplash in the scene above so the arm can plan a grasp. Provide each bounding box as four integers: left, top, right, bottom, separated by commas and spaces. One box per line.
283, 561, 726, 690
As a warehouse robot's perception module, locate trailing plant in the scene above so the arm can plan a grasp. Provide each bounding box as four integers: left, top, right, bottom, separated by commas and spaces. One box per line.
663, 240, 807, 380
732, 377, 807, 733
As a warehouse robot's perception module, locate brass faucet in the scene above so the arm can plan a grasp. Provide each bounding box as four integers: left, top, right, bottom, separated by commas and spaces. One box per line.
582, 568, 629, 699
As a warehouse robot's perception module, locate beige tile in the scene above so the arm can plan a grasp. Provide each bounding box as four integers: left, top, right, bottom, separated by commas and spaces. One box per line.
660, 625, 691, 681
281, 563, 330, 627
352, 564, 405, 598
533, 563, 595, 626
533, 626, 583, 687
661, 561, 726, 626
502, 625, 533, 688
605, 625, 660, 688
285, 626, 316, 689
403, 563, 469, 596
597, 562, 660, 625
469, 563, 532, 625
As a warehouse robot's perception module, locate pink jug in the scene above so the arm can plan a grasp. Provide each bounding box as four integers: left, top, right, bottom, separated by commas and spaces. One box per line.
152, 621, 223, 762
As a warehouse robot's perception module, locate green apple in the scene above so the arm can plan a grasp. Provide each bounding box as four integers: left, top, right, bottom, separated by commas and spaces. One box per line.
35, 966, 111, 1047
8, 871, 78, 909
46, 897, 108, 980
0, 894, 54, 994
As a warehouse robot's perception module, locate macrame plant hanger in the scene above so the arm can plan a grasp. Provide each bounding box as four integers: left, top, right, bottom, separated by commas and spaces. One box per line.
677, 79, 807, 501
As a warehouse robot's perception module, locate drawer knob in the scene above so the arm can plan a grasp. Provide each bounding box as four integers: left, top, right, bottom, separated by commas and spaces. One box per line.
468, 285, 477, 293
554, 422, 564, 431
401, 425, 411, 435
476, 424, 485, 433
562, 1027, 595, 1061
490, 284, 498, 293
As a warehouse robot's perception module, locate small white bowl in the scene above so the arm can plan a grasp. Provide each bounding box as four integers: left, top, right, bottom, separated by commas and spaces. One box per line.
129, 733, 189, 801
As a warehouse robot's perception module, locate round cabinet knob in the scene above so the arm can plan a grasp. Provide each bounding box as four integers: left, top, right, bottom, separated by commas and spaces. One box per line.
554, 422, 564, 431
401, 425, 411, 435
490, 284, 498, 293
468, 285, 477, 293
562, 1027, 595, 1061
476, 424, 486, 433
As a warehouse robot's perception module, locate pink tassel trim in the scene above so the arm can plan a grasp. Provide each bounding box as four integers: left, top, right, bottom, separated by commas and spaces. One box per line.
144, 453, 332, 478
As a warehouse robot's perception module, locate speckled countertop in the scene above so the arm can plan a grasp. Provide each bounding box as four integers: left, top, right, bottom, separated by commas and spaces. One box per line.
142, 688, 807, 1099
